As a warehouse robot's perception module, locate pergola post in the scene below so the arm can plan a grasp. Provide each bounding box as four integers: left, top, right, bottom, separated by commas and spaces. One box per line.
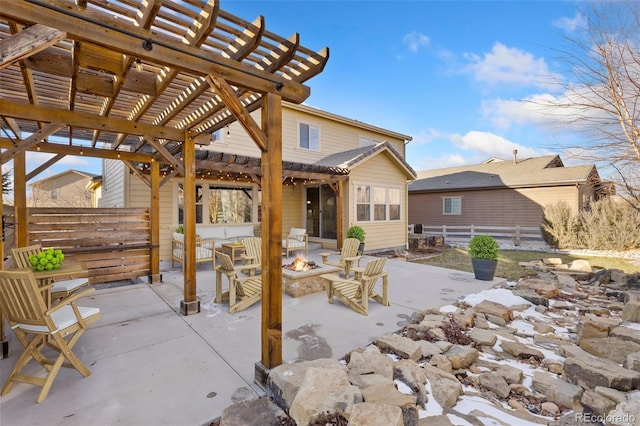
14, 152, 27, 247
180, 130, 199, 315
255, 93, 283, 387
149, 160, 161, 283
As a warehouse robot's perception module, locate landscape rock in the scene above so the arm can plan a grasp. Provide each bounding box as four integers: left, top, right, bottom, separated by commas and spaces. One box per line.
499, 340, 545, 360
361, 383, 418, 426
495, 364, 523, 384
532, 370, 557, 395
418, 340, 443, 358
622, 300, 640, 322
219, 397, 292, 426
474, 300, 513, 323
546, 378, 584, 409
540, 401, 560, 416
607, 390, 640, 426
394, 359, 427, 407
562, 346, 640, 391
478, 372, 510, 398
348, 345, 394, 378
469, 328, 497, 346
428, 353, 452, 374
515, 278, 559, 298
377, 334, 422, 361
421, 364, 462, 409
580, 390, 616, 416
443, 344, 479, 369
348, 402, 403, 426
610, 325, 640, 345
570, 259, 592, 272
579, 337, 640, 364
267, 358, 345, 411
289, 368, 362, 425
624, 352, 640, 372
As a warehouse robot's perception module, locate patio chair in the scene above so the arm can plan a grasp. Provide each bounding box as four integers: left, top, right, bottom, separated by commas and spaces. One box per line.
214, 252, 262, 313
0, 268, 100, 403
11, 244, 89, 302
282, 227, 308, 258
238, 236, 261, 276
319, 237, 362, 278
322, 257, 389, 316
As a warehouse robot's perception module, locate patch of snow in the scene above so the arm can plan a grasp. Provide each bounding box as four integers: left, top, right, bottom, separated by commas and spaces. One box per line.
439, 304, 459, 313
454, 395, 543, 426
462, 288, 532, 308
419, 379, 444, 418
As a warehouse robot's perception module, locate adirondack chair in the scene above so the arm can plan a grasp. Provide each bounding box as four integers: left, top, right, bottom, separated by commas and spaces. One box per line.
322, 257, 389, 316
11, 244, 89, 302
239, 236, 261, 276
214, 252, 262, 313
0, 268, 100, 402
320, 238, 362, 278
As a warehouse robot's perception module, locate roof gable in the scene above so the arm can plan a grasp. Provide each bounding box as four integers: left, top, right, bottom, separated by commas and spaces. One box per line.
314, 142, 417, 180
31, 169, 100, 186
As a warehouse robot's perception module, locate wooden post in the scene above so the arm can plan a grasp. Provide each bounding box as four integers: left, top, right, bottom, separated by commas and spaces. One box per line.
180, 131, 199, 315
255, 93, 283, 387
149, 160, 161, 283
14, 152, 27, 247
336, 180, 344, 246
0, 174, 6, 359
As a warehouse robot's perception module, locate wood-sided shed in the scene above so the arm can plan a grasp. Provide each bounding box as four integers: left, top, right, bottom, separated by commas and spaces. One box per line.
0, 0, 330, 382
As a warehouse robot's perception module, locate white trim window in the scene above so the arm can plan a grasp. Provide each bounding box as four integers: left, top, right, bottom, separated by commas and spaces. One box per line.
356, 184, 402, 222
443, 196, 461, 215
299, 122, 319, 151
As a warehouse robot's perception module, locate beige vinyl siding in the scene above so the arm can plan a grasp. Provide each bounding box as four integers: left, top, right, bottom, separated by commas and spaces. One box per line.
281, 184, 304, 233
349, 153, 409, 251
202, 105, 407, 165
408, 185, 580, 229
99, 159, 126, 208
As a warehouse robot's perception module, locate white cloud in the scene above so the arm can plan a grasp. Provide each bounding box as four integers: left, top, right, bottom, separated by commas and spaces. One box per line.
403, 31, 430, 53
411, 128, 448, 145
554, 13, 587, 33
464, 42, 558, 89
451, 130, 543, 159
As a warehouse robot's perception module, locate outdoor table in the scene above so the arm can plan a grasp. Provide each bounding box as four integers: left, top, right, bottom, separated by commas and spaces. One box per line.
222, 242, 245, 264
32, 261, 88, 306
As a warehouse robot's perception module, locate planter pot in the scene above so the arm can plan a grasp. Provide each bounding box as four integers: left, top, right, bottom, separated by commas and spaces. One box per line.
471, 258, 497, 281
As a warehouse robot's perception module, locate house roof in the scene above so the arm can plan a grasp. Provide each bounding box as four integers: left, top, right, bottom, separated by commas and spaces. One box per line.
314, 142, 417, 180
409, 155, 599, 192
30, 169, 100, 187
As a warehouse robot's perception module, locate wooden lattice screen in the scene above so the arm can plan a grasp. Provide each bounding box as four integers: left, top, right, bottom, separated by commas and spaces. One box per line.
3, 207, 152, 284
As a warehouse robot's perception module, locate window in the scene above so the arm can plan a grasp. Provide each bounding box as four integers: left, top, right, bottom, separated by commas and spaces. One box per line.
208, 186, 252, 223
443, 197, 461, 215
210, 129, 222, 143
51, 188, 59, 200
355, 184, 401, 222
356, 185, 370, 221
177, 184, 204, 224
177, 184, 253, 225
299, 123, 319, 151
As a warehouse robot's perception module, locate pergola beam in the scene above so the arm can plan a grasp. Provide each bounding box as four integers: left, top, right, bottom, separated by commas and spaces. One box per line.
0, 98, 185, 142
0, 1, 310, 103
0, 23, 65, 69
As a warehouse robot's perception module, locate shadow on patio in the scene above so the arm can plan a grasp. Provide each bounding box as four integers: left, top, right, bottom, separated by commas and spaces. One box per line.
0, 249, 503, 426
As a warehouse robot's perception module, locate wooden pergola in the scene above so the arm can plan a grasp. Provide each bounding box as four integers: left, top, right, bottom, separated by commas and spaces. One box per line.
0, 0, 329, 382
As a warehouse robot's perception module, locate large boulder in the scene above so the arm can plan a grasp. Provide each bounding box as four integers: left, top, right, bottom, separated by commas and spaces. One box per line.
561, 346, 640, 391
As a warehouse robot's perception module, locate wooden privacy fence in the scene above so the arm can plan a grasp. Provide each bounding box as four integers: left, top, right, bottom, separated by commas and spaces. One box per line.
408, 224, 542, 242
3, 207, 152, 284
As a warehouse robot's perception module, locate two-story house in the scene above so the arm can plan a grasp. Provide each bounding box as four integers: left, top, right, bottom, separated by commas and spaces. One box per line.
30, 170, 99, 208
100, 102, 416, 261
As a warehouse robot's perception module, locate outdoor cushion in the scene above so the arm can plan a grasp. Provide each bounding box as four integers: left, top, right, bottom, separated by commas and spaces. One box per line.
225, 225, 255, 240
288, 227, 306, 242
196, 226, 227, 240
282, 238, 306, 248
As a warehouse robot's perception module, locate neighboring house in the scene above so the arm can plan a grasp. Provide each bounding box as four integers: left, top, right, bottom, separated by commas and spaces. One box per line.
100, 102, 416, 261
30, 170, 99, 207
408, 154, 607, 236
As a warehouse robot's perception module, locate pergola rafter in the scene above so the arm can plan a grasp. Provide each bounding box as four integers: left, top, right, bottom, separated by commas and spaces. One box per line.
0, 0, 331, 381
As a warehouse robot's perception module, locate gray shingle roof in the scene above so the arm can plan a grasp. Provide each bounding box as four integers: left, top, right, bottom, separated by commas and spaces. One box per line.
409, 155, 598, 192
314, 141, 417, 178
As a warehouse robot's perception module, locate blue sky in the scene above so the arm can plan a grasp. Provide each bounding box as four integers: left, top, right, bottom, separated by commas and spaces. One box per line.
18, 0, 592, 184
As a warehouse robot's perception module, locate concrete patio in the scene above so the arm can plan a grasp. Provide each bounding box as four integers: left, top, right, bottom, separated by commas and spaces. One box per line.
0, 249, 504, 426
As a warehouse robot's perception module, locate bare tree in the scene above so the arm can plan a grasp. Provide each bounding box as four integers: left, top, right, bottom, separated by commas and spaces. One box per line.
535, 0, 640, 208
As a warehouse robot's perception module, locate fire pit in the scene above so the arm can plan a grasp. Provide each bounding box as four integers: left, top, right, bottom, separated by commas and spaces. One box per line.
282, 255, 341, 298
283, 255, 318, 272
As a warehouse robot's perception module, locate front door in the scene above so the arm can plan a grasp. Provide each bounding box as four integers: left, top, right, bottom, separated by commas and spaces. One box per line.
306, 185, 337, 239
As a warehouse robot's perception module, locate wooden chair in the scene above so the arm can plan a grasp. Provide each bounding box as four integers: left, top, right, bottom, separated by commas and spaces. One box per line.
322, 257, 389, 316
12, 244, 89, 302
239, 236, 261, 276
214, 252, 262, 313
171, 234, 216, 270
0, 268, 100, 403
320, 238, 362, 278
282, 227, 308, 257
